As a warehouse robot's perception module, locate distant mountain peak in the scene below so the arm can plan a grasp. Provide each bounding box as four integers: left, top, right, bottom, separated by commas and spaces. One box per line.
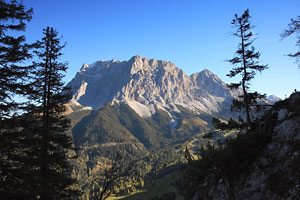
130, 54, 142, 60
201, 68, 213, 75
267, 95, 281, 104
67, 56, 239, 117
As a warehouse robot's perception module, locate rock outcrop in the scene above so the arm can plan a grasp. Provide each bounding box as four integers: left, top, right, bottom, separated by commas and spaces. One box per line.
192, 92, 300, 200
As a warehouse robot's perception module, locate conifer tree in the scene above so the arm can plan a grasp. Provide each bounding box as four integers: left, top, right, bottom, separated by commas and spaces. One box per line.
28, 27, 79, 199
0, 0, 33, 117
281, 16, 300, 68
0, 1, 34, 198
227, 9, 268, 128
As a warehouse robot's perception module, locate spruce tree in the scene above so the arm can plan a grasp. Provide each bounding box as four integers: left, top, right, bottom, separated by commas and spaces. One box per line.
0, 0, 33, 117
28, 27, 79, 199
0, 1, 35, 198
281, 16, 300, 68
227, 9, 268, 128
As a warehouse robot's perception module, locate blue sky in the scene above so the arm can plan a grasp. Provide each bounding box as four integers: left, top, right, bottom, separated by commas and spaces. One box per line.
23, 0, 300, 98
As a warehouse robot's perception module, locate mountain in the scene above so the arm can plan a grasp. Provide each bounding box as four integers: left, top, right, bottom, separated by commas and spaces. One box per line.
67, 55, 239, 118
267, 95, 282, 104
69, 55, 290, 199
67, 55, 245, 154
66, 55, 291, 199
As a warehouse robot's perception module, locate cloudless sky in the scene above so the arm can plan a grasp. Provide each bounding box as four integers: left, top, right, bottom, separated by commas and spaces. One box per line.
23, 0, 300, 99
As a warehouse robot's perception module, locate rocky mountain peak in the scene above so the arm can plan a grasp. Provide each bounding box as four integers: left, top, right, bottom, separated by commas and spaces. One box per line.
200, 68, 214, 76
267, 95, 282, 104
67, 56, 240, 117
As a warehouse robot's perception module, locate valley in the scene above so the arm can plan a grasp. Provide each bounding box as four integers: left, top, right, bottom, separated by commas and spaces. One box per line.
65, 56, 262, 199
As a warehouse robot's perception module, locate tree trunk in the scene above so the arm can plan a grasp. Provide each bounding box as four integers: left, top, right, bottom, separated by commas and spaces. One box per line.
240, 23, 252, 128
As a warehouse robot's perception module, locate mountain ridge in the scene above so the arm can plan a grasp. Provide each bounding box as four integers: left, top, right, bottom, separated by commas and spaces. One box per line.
67, 55, 240, 118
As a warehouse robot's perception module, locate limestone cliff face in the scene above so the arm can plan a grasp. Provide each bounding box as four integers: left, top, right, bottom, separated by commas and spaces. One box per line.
67, 55, 239, 117
192, 92, 300, 200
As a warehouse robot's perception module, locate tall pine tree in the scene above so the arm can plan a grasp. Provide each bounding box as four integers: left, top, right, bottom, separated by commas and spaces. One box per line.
28, 27, 79, 199
0, 1, 35, 198
227, 9, 268, 128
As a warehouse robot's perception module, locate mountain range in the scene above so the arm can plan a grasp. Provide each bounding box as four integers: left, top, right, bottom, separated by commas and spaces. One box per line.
66, 55, 282, 156
67, 55, 244, 117
66, 55, 281, 199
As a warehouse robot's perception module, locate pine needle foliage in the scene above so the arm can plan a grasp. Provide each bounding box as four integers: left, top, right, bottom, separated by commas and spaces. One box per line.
27, 27, 80, 199
0, 1, 35, 198
227, 9, 268, 128
0, 0, 34, 117
281, 16, 300, 68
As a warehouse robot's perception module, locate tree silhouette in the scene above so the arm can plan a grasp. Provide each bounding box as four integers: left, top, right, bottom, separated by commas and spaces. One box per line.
281, 16, 300, 68
27, 27, 80, 199
227, 9, 268, 128
0, 1, 35, 198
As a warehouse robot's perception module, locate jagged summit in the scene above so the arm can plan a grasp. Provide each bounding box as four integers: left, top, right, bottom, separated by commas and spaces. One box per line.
67, 56, 239, 117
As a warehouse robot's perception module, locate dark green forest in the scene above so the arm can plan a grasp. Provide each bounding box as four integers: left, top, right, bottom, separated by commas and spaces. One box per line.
0, 1, 78, 199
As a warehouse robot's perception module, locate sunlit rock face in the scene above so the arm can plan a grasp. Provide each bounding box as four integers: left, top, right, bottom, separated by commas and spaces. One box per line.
67, 55, 240, 117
